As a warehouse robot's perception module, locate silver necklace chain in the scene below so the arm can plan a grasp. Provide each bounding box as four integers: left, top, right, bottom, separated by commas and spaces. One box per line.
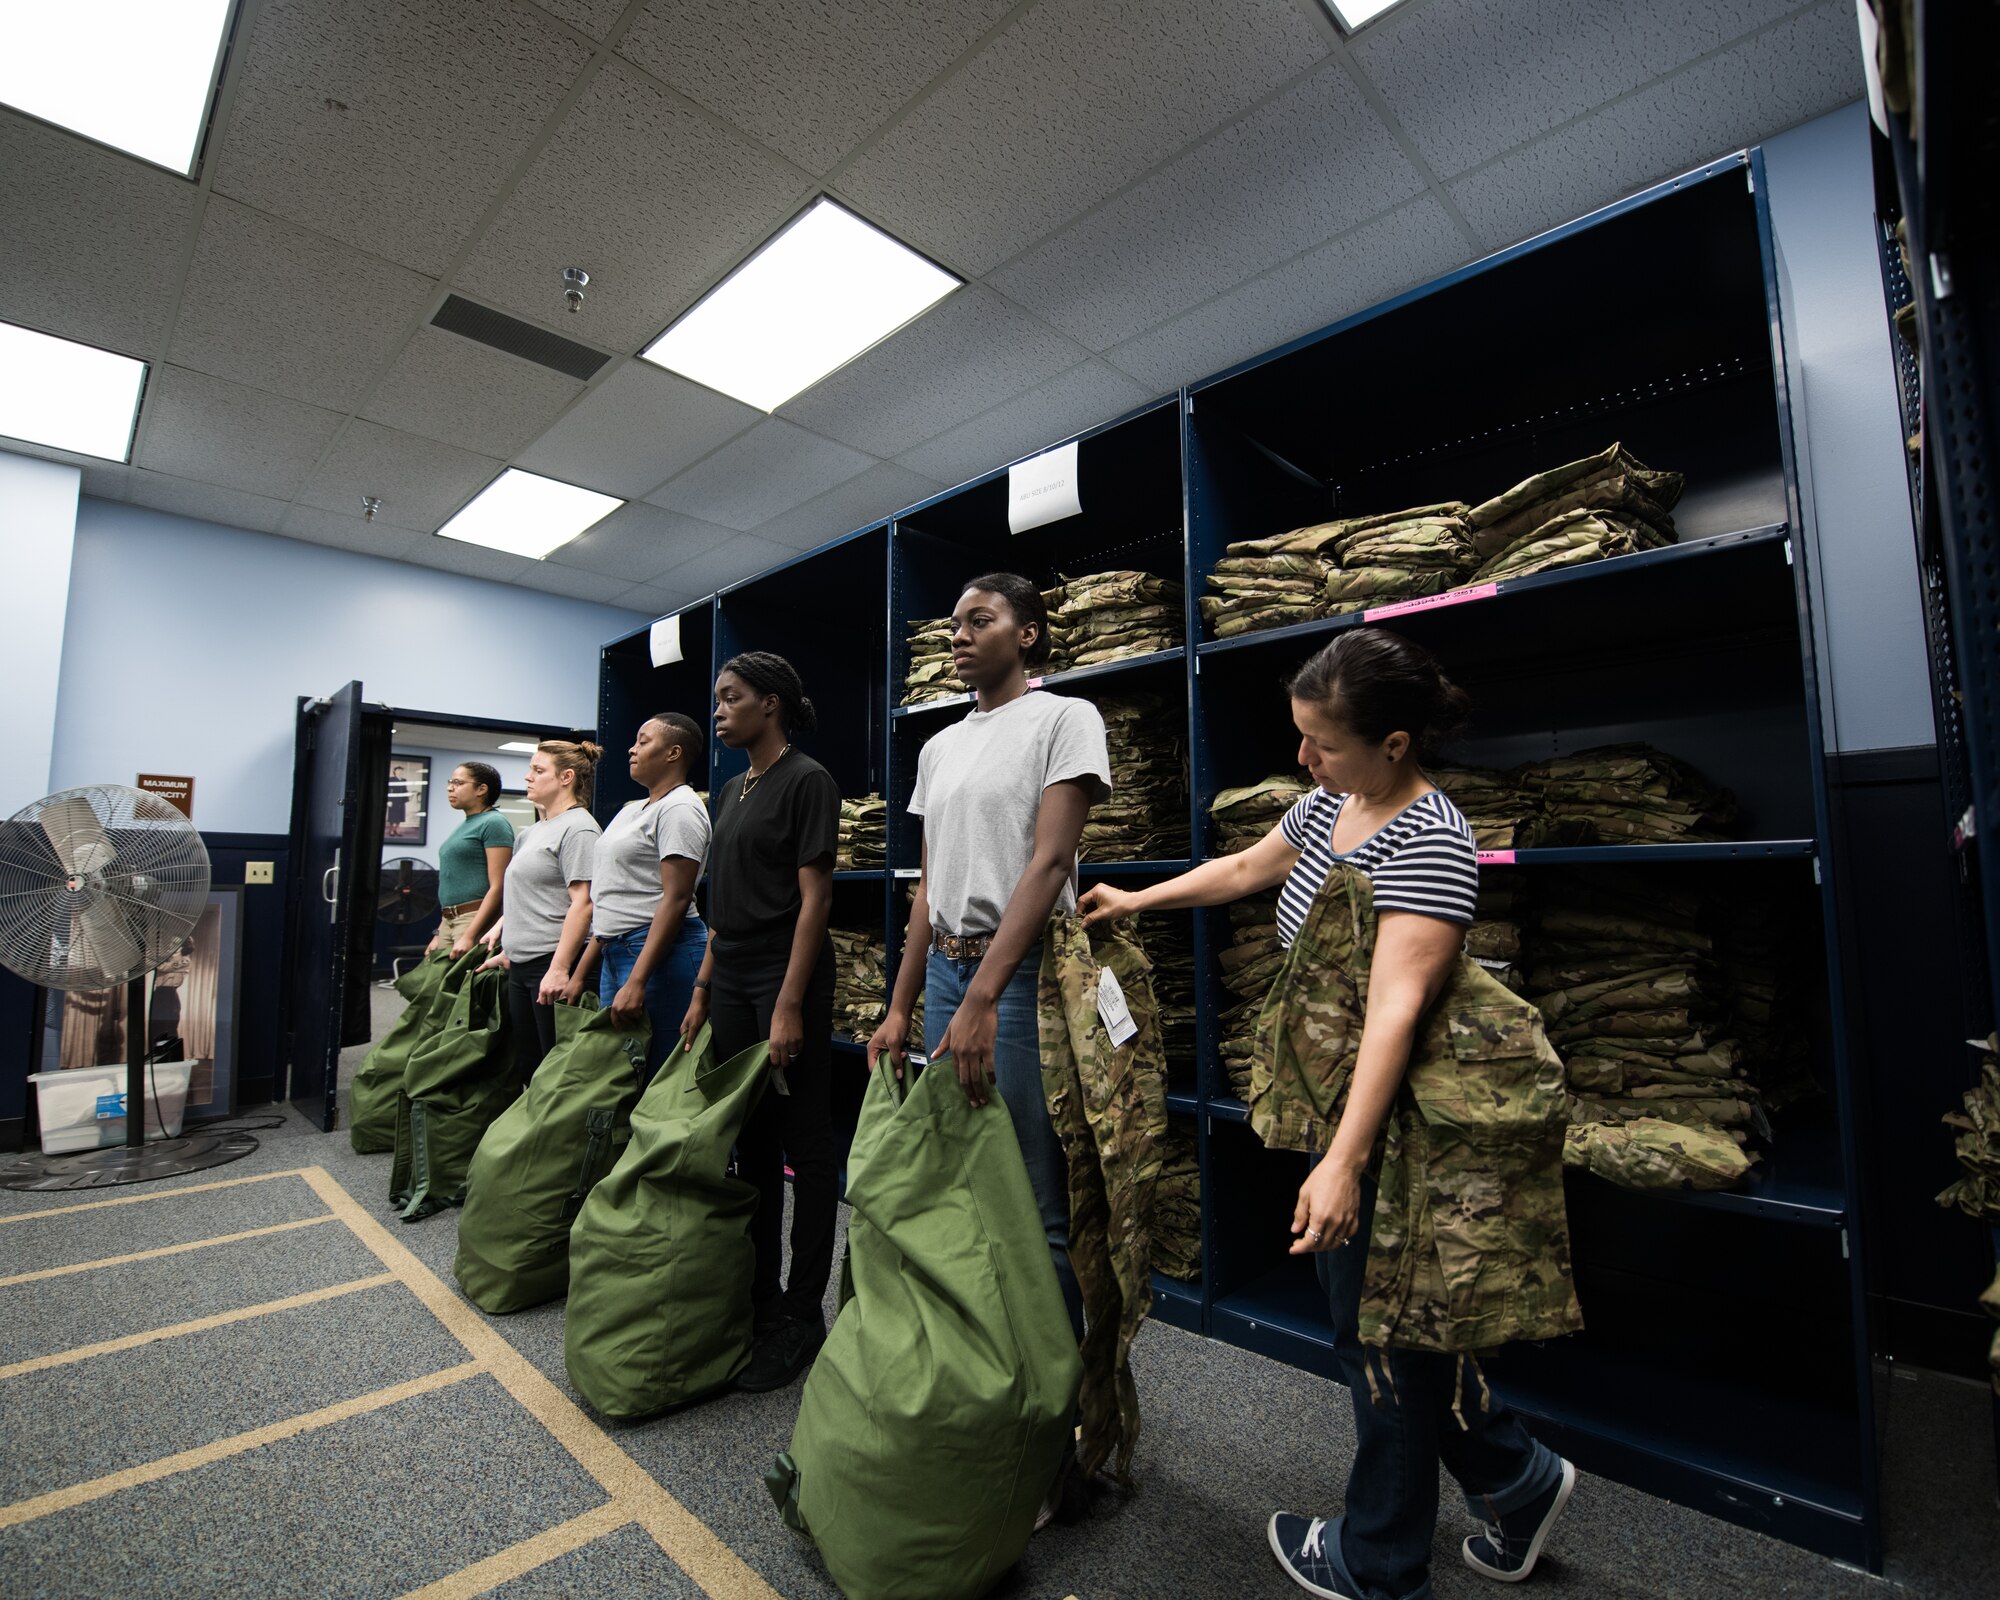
739, 743, 792, 801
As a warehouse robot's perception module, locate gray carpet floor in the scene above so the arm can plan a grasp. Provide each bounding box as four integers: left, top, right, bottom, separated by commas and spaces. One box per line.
1, 983, 1995, 1599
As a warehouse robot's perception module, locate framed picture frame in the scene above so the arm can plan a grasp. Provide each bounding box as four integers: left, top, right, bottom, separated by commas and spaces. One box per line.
40, 885, 245, 1120
493, 789, 537, 839
384, 754, 430, 845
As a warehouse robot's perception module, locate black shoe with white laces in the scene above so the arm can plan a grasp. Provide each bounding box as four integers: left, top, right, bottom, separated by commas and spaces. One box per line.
1462, 1457, 1576, 1582
1267, 1512, 1356, 1599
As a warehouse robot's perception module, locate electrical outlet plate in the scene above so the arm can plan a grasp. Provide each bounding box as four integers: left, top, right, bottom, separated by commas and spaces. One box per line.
245, 861, 274, 885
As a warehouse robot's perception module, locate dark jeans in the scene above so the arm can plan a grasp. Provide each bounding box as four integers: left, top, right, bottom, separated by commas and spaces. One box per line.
598, 917, 707, 1076
505, 952, 557, 1076
1314, 1171, 1561, 1600
711, 936, 837, 1324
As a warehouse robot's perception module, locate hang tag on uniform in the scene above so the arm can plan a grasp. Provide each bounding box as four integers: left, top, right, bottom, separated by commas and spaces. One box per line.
1096, 965, 1138, 1048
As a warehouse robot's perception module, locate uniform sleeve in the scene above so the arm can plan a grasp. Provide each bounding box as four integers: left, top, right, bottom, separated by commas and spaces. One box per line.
1277, 791, 1323, 852
1370, 822, 1478, 924
1044, 698, 1112, 801
657, 796, 710, 863
792, 767, 841, 868
557, 819, 597, 886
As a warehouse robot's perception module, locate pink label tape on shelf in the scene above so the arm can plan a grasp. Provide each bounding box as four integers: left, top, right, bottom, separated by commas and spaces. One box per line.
1477, 849, 1516, 865
1365, 583, 1499, 622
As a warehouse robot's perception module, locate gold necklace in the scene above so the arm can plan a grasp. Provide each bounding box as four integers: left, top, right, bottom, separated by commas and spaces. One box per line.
739, 743, 792, 802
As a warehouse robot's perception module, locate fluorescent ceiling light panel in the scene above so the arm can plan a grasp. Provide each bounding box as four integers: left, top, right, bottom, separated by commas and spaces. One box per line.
437, 468, 623, 560
0, 0, 235, 175
0, 322, 147, 461
1321, 0, 1408, 32
641, 198, 961, 412
497, 741, 540, 754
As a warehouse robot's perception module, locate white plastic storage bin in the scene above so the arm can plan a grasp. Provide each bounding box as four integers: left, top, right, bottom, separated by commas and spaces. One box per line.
28, 1063, 193, 1154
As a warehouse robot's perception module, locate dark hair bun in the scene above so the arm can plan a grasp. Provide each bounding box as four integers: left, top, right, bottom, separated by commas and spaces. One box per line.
793, 694, 819, 735
1287, 627, 1471, 757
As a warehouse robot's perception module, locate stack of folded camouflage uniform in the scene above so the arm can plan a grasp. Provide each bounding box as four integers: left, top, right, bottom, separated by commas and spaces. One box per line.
1464, 868, 1529, 995
1045, 570, 1184, 671
830, 924, 887, 1043
1201, 527, 1339, 639
1323, 503, 1477, 614
835, 795, 887, 870
902, 614, 966, 706
1938, 1037, 2000, 1220
1217, 892, 1284, 1101
1467, 443, 1684, 583
1515, 744, 1737, 845
1713, 889, 1818, 1111
1137, 913, 1197, 1091
1081, 693, 1190, 862
1209, 775, 1309, 855
1428, 766, 1587, 852
1151, 1126, 1203, 1282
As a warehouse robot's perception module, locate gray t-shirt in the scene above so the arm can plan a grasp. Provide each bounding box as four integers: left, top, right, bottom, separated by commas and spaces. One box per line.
591, 785, 711, 938
501, 807, 601, 959
909, 691, 1111, 937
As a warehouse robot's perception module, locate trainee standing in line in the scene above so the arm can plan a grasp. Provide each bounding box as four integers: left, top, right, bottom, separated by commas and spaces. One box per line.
431, 761, 512, 956
495, 740, 601, 1076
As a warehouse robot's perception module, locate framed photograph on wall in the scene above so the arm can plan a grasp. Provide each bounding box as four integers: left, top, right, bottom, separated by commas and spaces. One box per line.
40, 885, 245, 1119
384, 754, 430, 845
494, 789, 537, 839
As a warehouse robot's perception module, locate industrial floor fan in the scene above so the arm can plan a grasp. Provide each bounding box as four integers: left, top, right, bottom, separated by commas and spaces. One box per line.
0, 785, 260, 1189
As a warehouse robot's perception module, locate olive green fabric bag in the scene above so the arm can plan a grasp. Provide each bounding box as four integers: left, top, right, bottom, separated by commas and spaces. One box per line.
389, 957, 520, 1222
453, 994, 650, 1313
563, 1024, 768, 1419
349, 949, 461, 1153
767, 1054, 1084, 1600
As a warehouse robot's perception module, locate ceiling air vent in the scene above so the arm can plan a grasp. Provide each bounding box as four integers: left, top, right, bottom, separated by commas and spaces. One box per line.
430, 295, 612, 381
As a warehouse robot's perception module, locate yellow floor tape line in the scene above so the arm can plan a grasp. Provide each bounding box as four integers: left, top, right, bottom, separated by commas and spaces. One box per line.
0, 1167, 298, 1226
0, 1213, 337, 1288
393, 1501, 637, 1600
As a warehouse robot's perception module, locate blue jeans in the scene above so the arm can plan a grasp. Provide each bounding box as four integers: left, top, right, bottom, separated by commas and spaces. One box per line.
924, 941, 1083, 1338
598, 917, 707, 1076
1314, 1171, 1561, 1600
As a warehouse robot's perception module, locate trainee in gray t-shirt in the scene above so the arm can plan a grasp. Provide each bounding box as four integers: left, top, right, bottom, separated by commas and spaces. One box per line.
909, 691, 1111, 938
591, 785, 711, 939
502, 807, 601, 959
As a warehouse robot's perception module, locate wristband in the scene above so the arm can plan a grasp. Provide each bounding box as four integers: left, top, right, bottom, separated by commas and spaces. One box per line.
693, 977, 711, 991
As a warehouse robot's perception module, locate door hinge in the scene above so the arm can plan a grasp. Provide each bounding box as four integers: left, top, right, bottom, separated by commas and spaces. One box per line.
1840, 1228, 1849, 1260
1812, 856, 1822, 885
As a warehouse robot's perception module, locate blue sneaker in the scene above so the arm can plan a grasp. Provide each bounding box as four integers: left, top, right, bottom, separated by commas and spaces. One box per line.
1462, 1456, 1576, 1582
1267, 1512, 1356, 1599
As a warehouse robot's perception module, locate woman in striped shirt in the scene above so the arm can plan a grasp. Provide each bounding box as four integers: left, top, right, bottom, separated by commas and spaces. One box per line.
1080, 626, 1572, 1600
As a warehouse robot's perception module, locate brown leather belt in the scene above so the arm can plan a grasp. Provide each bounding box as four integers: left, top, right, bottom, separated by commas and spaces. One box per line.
929, 930, 994, 961
440, 899, 483, 917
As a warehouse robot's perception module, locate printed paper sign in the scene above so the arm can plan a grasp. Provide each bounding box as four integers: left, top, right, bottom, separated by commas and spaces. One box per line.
649, 614, 683, 667
1008, 440, 1082, 534
1364, 583, 1499, 622
1096, 965, 1138, 1047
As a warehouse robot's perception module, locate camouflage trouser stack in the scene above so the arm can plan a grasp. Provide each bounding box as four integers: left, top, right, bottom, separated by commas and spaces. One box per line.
1136, 912, 1197, 1090
1430, 764, 1590, 853
1217, 892, 1283, 1101
1045, 570, 1184, 672
1515, 743, 1737, 844
1208, 775, 1309, 855
1466, 442, 1684, 583
834, 794, 886, 870
1464, 866, 1529, 995
1150, 1126, 1202, 1283
830, 924, 886, 1042
901, 614, 967, 706
1938, 1038, 2000, 1220
1080, 692, 1191, 863
1323, 503, 1477, 615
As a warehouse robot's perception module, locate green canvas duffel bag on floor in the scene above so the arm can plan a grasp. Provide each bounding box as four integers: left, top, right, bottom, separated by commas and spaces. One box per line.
349, 948, 462, 1153
453, 995, 650, 1314
563, 1023, 769, 1419
768, 1054, 1083, 1600
389, 956, 520, 1222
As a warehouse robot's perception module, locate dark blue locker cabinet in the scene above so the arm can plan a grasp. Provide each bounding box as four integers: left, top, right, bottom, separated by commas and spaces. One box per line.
595, 600, 718, 822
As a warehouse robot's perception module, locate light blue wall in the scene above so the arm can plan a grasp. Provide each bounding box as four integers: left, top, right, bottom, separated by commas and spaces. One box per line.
1763, 102, 1933, 753
51, 499, 646, 834
0, 452, 81, 816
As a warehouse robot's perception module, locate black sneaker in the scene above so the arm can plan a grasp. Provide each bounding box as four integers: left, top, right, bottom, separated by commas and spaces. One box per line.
735, 1311, 825, 1393
1267, 1512, 1355, 1599
752, 1297, 786, 1338
1462, 1457, 1576, 1583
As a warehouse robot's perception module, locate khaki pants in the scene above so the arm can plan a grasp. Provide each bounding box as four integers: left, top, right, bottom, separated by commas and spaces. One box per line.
436, 908, 478, 949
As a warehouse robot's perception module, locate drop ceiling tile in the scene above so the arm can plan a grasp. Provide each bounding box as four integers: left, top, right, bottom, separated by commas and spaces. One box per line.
512, 561, 636, 604
121, 470, 290, 533
752, 462, 942, 552
297, 419, 504, 532
0, 114, 197, 354
612, 580, 702, 617
401, 534, 535, 585
532, 0, 628, 38
646, 419, 876, 530
1351, 0, 1804, 180
1106, 198, 1469, 395
514, 360, 759, 499
896, 361, 1154, 488
208, 0, 592, 275
167, 198, 439, 412
362, 328, 585, 458
618, 0, 1015, 175
988, 64, 1423, 351
545, 500, 737, 581
838, 0, 1329, 274
136, 366, 346, 499
777, 285, 1087, 458
279, 503, 428, 563
1447, 1, 1862, 252
453, 60, 807, 353
654, 532, 794, 595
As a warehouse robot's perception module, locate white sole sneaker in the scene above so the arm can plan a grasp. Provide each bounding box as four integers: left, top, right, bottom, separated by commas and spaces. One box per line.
1462, 1457, 1576, 1583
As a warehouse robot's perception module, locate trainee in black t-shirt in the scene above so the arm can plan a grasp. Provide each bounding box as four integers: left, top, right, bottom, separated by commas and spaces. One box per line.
707, 750, 840, 958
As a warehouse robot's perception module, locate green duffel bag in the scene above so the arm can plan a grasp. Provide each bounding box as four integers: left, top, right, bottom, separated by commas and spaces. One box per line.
389, 956, 520, 1223
768, 1054, 1083, 1600
453, 995, 650, 1314
563, 1023, 769, 1419
349, 948, 462, 1153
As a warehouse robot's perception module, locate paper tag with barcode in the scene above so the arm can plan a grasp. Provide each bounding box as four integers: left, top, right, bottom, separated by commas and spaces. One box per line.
1096, 965, 1138, 1047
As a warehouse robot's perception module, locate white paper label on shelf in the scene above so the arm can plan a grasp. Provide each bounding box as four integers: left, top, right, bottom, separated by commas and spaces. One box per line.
649, 613, 683, 666
1008, 440, 1081, 534
1096, 964, 1138, 1047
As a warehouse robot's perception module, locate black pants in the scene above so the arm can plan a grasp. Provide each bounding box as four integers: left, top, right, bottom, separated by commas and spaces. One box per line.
505, 952, 557, 1076
710, 936, 837, 1323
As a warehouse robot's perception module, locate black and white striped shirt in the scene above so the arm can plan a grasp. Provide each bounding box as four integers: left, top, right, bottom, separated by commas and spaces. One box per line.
1275, 788, 1478, 947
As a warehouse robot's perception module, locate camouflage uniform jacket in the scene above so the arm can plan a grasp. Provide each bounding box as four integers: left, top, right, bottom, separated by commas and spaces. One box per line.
1251, 864, 1583, 1354
1038, 915, 1168, 1483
